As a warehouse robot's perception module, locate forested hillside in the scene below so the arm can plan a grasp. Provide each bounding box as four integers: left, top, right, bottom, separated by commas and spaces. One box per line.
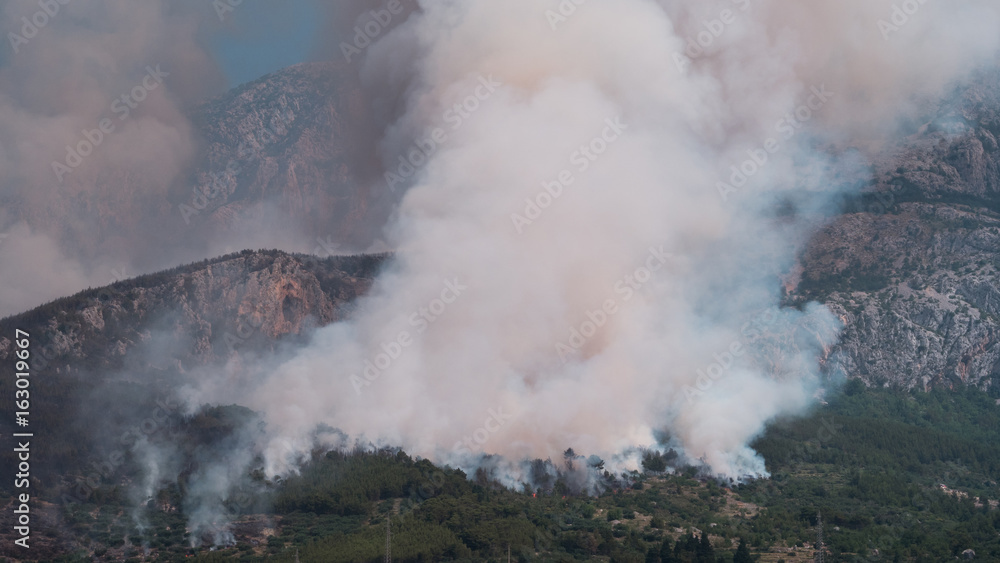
6, 386, 999, 562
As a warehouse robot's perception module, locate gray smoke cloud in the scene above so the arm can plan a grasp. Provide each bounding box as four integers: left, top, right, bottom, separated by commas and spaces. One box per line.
177, 0, 1000, 491
0, 0, 229, 317
0, 1, 357, 319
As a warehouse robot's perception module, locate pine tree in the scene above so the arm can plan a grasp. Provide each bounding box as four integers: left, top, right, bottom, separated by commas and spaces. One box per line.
734, 537, 752, 563
697, 531, 716, 562
661, 537, 676, 563
684, 532, 699, 552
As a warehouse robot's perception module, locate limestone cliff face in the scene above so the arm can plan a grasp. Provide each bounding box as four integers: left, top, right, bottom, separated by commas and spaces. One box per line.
793, 67, 1000, 390
182, 62, 390, 250
796, 204, 1000, 389
0, 250, 386, 377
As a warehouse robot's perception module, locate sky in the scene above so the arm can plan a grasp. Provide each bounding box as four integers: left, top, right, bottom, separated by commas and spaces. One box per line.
209, 0, 322, 87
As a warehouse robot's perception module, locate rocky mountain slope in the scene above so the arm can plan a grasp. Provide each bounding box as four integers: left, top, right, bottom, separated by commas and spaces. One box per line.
3, 61, 390, 306
180, 61, 391, 250
0, 250, 388, 504
792, 67, 1000, 391
0, 249, 385, 375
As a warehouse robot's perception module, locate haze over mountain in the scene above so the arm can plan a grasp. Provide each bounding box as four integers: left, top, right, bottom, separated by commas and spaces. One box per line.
0, 0, 393, 319
201, 0, 1000, 496
5, 0, 1000, 559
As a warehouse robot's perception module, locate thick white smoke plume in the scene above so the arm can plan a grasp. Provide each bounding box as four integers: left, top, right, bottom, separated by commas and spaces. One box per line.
190, 0, 1000, 493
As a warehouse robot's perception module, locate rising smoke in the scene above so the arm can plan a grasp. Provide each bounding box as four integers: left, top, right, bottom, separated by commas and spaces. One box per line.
183, 0, 1000, 501
0, 0, 226, 317
22, 0, 1000, 544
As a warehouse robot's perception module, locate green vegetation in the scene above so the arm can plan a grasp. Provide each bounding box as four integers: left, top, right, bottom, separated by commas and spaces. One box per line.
742, 384, 1000, 561
796, 258, 891, 300
20, 384, 1000, 561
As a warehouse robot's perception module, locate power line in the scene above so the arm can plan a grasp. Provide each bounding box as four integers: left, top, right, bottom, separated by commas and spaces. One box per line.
385, 516, 391, 563
814, 510, 824, 563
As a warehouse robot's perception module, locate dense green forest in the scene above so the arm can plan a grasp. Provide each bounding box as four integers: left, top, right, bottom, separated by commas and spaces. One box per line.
12, 384, 1000, 562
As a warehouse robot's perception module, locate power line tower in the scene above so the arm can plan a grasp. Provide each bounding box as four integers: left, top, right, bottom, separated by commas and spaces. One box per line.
814, 510, 824, 563
385, 516, 392, 563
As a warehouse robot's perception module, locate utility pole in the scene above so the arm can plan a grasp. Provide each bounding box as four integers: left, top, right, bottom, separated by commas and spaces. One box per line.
814, 510, 824, 563
385, 515, 392, 563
